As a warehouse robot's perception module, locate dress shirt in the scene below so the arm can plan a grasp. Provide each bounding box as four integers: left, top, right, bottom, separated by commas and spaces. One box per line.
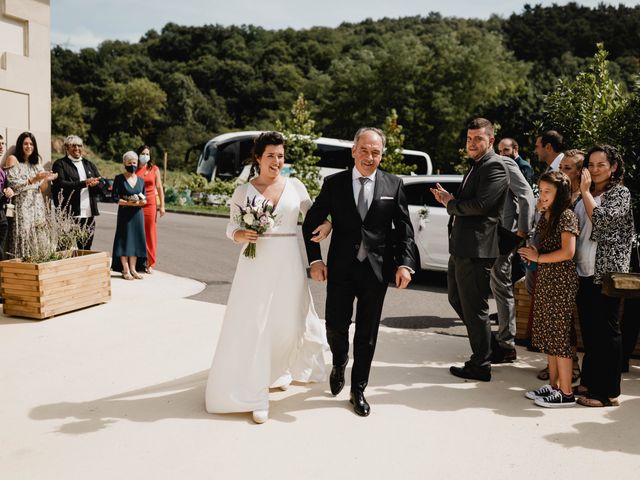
547, 153, 564, 172
71, 157, 90, 218
352, 168, 376, 209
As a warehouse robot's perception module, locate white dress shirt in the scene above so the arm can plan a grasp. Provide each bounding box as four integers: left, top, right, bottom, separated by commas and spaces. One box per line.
352, 168, 376, 209
71, 157, 90, 218
547, 153, 564, 172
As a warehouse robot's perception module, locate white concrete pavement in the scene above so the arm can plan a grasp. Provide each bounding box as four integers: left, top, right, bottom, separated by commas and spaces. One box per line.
1, 270, 639, 479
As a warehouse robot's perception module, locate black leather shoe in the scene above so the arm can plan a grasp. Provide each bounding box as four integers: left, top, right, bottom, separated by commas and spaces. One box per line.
349, 390, 370, 417
329, 364, 346, 396
449, 364, 491, 382
490, 345, 517, 364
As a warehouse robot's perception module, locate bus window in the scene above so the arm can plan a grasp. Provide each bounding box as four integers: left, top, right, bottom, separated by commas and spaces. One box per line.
402, 154, 428, 175
316, 144, 353, 169
238, 139, 255, 175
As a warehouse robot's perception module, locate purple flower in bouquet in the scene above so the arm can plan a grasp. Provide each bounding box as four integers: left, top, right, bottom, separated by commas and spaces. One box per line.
235, 195, 278, 258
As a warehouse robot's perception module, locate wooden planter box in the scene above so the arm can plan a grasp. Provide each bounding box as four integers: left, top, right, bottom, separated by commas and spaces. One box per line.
0, 250, 111, 320
515, 277, 640, 356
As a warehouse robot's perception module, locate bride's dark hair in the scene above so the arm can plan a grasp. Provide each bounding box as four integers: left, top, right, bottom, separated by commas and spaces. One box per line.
249, 131, 285, 179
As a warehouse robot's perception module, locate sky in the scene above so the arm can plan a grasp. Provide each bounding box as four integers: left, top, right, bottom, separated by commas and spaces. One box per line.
51, 0, 639, 50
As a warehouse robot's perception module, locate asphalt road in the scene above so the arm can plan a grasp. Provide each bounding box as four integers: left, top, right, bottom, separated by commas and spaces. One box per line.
93, 203, 484, 336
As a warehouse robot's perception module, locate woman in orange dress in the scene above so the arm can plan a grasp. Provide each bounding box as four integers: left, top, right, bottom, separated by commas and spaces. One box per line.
136, 145, 165, 273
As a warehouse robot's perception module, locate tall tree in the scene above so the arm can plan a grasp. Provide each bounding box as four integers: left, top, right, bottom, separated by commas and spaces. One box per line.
380, 109, 415, 175
277, 94, 322, 199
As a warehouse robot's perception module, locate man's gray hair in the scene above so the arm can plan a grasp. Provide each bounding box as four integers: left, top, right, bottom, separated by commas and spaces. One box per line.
122, 150, 138, 162
353, 127, 386, 149
64, 135, 83, 147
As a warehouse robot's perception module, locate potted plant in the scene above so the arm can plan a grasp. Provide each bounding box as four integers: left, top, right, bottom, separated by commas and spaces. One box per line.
0, 199, 111, 320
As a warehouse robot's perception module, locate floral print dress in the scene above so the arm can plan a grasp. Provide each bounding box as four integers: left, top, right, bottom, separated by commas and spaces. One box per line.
6, 162, 49, 259
531, 209, 580, 358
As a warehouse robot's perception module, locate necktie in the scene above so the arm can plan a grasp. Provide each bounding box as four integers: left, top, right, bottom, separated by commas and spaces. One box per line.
357, 177, 370, 261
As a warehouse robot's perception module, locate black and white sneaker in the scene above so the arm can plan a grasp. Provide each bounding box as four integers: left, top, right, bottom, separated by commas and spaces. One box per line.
534, 390, 576, 408
525, 384, 555, 400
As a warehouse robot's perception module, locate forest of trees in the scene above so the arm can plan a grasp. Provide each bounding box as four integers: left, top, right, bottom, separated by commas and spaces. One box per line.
50, 3, 640, 175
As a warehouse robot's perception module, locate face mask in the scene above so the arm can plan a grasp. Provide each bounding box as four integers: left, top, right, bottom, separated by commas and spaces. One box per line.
139, 154, 150, 165
125, 165, 137, 173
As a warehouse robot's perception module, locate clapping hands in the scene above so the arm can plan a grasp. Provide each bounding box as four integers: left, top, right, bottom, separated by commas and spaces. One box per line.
430, 183, 454, 207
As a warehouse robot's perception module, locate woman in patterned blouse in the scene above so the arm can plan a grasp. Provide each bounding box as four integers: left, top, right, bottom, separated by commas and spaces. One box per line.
573, 145, 635, 407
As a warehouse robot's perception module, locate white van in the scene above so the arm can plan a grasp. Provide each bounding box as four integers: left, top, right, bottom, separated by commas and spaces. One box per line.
193, 131, 432, 181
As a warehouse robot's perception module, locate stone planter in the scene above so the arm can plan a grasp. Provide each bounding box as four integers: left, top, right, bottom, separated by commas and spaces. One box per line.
0, 250, 111, 320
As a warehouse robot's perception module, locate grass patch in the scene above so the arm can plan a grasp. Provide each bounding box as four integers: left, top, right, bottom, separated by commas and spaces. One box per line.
165, 204, 229, 216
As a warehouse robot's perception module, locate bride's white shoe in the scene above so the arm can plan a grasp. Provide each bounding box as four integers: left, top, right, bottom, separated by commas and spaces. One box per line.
252, 410, 268, 424
278, 384, 289, 391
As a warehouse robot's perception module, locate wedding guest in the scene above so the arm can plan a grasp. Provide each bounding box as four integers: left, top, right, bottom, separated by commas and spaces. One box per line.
498, 138, 534, 185
538, 150, 585, 381
432, 118, 509, 382
534, 130, 564, 174
559, 150, 585, 208
519, 171, 579, 408
573, 145, 634, 407
206, 131, 331, 424
0, 164, 14, 261
111, 151, 147, 280
52, 135, 102, 249
0, 134, 6, 163
135, 145, 165, 273
0, 134, 14, 262
5, 132, 57, 258
489, 145, 535, 364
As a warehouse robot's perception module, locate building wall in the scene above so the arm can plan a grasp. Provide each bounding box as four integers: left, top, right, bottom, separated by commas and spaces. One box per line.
0, 0, 51, 167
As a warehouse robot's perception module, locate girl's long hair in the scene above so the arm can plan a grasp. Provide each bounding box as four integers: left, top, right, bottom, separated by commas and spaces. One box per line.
537, 171, 572, 242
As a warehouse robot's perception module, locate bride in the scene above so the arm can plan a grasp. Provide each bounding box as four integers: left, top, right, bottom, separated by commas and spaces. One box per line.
205, 131, 331, 424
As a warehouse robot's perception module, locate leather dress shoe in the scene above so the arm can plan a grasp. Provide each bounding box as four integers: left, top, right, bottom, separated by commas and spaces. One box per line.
449, 364, 491, 382
329, 363, 347, 396
349, 390, 370, 417
490, 345, 517, 364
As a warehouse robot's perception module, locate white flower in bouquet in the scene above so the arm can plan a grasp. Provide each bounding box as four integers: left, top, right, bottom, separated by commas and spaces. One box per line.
243, 213, 255, 225
235, 195, 279, 258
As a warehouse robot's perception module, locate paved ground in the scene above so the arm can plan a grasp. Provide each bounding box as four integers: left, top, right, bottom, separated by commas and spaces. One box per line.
1, 270, 639, 479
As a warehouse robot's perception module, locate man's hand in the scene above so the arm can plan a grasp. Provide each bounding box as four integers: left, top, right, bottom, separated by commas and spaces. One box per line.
311, 220, 332, 243
310, 261, 327, 282
86, 177, 101, 187
430, 182, 454, 207
395, 267, 412, 289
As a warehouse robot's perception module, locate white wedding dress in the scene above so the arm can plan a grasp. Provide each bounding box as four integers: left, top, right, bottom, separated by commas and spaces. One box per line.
205, 177, 327, 414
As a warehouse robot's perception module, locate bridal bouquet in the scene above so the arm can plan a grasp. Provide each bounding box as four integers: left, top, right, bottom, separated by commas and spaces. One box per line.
235, 195, 278, 258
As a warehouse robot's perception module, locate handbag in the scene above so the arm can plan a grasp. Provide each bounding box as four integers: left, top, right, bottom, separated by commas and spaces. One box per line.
601, 272, 640, 298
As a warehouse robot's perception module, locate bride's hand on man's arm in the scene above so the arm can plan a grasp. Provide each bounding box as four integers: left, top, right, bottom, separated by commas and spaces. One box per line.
233, 229, 259, 243
311, 220, 332, 242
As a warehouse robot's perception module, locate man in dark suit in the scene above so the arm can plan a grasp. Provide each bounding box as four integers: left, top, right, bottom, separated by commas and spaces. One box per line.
431, 118, 509, 381
303, 127, 417, 417
52, 135, 102, 249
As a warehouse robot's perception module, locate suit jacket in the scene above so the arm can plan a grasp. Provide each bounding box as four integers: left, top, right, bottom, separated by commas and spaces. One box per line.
52, 156, 101, 217
303, 168, 417, 284
447, 150, 509, 258
500, 156, 535, 234
514, 155, 534, 185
